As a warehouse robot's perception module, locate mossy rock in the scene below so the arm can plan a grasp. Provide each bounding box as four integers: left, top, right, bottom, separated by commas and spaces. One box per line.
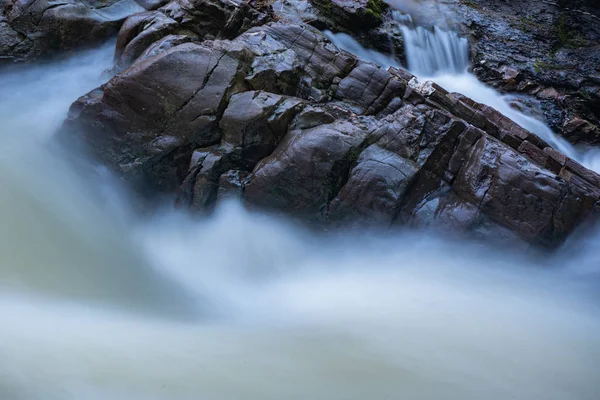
310, 0, 388, 31
365, 0, 388, 20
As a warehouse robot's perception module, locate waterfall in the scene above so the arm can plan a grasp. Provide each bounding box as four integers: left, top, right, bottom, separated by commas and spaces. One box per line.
400, 25, 469, 76
391, 10, 414, 25
389, 9, 469, 76
326, 10, 600, 171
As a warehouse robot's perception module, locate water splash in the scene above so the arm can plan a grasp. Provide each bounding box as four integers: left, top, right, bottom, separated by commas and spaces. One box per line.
0, 44, 199, 318
1, 200, 600, 400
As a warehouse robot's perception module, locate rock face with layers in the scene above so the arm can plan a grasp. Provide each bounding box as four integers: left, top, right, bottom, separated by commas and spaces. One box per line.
63, 2, 600, 248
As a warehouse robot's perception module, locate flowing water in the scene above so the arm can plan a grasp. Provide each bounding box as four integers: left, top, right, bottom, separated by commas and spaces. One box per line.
0, 17, 600, 400
327, 10, 600, 171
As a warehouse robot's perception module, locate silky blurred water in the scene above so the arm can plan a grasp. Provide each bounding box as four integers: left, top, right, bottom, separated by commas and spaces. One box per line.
0, 23, 599, 400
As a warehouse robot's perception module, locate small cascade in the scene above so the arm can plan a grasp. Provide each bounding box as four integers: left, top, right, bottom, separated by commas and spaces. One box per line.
326, 8, 600, 172
391, 11, 469, 76
400, 26, 469, 76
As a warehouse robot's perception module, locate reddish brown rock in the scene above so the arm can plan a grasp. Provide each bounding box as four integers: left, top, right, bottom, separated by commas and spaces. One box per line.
63, 19, 600, 247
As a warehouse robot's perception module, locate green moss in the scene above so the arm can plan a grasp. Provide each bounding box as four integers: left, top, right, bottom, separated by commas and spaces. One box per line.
553, 15, 589, 49
319, 0, 333, 16
532, 59, 563, 74
460, 0, 480, 8
555, 16, 574, 46
365, 0, 388, 20
514, 15, 543, 33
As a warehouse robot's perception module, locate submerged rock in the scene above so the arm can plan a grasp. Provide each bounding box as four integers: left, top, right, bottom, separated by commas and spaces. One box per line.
63, 10, 600, 247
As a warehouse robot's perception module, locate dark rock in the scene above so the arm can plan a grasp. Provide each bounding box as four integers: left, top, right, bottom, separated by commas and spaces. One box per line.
63, 41, 248, 194
0, 0, 165, 62
216, 169, 249, 203
114, 0, 271, 68
113, 11, 186, 69
63, 17, 600, 248
460, 0, 600, 145
176, 147, 231, 211
220, 90, 303, 167
244, 119, 368, 221
335, 60, 406, 115
328, 144, 419, 228
310, 0, 389, 31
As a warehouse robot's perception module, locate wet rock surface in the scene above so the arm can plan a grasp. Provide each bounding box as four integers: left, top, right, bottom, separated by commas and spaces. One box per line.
62, 9, 600, 247
0, 0, 167, 62
310, 0, 388, 31
268, 0, 403, 61
113, 0, 270, 70
459, 0, 600, 145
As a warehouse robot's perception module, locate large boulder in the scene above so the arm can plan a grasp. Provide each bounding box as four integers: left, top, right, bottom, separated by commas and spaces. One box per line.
63, 19, 600, 247
0, 0, 167, 62
64, 39, 252, 194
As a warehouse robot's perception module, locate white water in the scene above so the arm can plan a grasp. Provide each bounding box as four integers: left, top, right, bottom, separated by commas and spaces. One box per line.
327, 15, 600, 171
401, 26, 469, 75
0, 31, 600, 400
324, 31, 402, 69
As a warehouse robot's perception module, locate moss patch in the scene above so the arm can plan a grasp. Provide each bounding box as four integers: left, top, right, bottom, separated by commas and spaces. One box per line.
365, 0, 388, 20
552, 15, 590, 49
533, 58, 564, 74
460, 0, 480, 9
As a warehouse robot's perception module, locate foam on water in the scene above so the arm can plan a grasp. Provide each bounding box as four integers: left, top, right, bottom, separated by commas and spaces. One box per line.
0, 24, 599, 400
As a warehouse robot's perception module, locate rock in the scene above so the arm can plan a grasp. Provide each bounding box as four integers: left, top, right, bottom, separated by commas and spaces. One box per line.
0, 0, 165, 62
63, 17, 600, 247
563, 117, 600, 143
245, 119, 368, 221
459, 0, 600, 145
335, 60, 407, 115
303, 0, 403, 64
220, 91, 303, 167
176, 147, 231, 211
63, 41, 249, 194
113, 11, 185, 69
216, 169, 249, 203
328, 144, 419, 228
536, 87, 559, 100
310, 0, 389, 31
114, 0, 271, 69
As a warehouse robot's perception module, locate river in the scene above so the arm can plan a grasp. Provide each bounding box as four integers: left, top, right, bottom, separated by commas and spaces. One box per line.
0, 10, 599, 400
